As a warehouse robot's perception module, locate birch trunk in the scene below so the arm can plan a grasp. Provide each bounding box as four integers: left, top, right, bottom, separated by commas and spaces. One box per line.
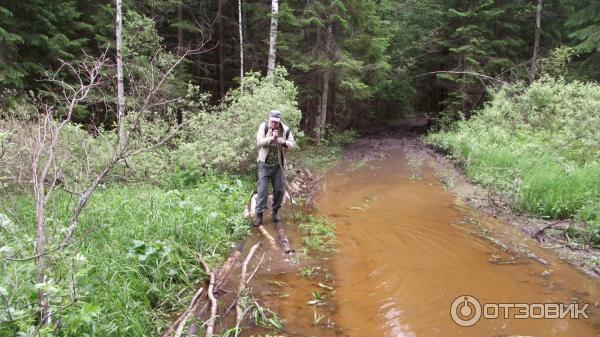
238, 0, 244, 93
34, 161, 49, 325
218, 0, 225, 98
115, 0, 125, 147
530, 0, 543, 82
266, 0, 279, 76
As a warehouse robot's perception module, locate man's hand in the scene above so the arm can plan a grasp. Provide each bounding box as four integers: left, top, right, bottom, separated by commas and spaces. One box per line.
272, 129, 279, 138
277, 137, 286, 145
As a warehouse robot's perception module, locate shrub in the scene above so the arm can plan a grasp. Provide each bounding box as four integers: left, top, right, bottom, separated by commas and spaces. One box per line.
173, 67, 302, 172
426, 77, 600, 243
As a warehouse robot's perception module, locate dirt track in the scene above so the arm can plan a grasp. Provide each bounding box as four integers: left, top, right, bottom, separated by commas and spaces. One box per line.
341, 130, 600, 278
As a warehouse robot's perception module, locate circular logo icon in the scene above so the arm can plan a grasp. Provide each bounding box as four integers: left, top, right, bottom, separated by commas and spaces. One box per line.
451, 295, 482, 327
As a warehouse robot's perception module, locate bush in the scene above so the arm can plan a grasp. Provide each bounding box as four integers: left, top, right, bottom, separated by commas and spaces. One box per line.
426, 77, 600, 243
173, 67, 302, 172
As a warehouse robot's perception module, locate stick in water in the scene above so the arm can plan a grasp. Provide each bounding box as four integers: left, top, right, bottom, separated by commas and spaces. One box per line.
257, 226, 278, 249
197, 254, 218, 337
236, 242, 262, 331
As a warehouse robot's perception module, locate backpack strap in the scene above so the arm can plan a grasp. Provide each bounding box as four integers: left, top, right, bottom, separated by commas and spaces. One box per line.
263, 122, 268, 136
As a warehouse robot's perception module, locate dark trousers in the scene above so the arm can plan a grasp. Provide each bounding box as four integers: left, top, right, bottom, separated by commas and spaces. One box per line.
255, 162, 285, 216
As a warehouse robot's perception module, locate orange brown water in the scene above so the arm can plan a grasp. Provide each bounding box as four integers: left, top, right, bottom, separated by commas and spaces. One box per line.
245, 149, 600, 337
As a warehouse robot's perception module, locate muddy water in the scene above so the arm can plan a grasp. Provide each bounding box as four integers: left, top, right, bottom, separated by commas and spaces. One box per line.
246, 149, 599, 337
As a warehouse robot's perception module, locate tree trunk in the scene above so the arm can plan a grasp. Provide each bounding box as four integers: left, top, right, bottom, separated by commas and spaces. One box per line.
331, 71, 336, 126
115, 0, 125, 147
0, 41, 4, 65
177, 3, 184, 55
238, 0, 244, 93
218, 0, 225, 98
34, 172, 49, 325
317, 70, 330, 139
458, 54, 467, 114
530, 0, 543, 82
316, 25, 333, 139
266, 0, 279, 76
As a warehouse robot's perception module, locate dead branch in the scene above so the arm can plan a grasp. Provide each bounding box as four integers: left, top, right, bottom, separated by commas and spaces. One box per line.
173, 288, 204, 337
161, 287, 204, 337
188, 249, 242, 335
60, 159, 118, 249
534, 220, 570, 241
546, 235, 589, 252
412, 70, 507, 88
235, 243, 261, 329
246, 252, 265, 285
197, 255, 217, 337
257, 226, 278, 250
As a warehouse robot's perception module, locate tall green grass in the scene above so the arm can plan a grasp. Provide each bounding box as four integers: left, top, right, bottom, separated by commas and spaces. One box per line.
426, 78, 600, 245
297, 214, 336, 253
0, 175, 252, 336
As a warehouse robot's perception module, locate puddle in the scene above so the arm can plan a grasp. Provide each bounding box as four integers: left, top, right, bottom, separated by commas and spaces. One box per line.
243, 149, 600, 337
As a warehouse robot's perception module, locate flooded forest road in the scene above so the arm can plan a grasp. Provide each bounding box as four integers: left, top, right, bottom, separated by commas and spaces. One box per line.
243, 138, 600, 337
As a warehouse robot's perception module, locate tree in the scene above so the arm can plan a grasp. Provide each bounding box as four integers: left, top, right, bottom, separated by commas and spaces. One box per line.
433, 0, 531, 120
277, 0, 391, 136
0, 1, 89, 88
531, 0, 543, 82
116, 0, 125, 147
567, 1, 600, 53
566, 0, 600, 80
29, 53, 108, 327
238, 0, 245, 93
267, 0, 279, 76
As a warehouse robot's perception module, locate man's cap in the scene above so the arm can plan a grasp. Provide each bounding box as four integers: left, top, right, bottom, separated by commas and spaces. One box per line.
268, 110, 282, 123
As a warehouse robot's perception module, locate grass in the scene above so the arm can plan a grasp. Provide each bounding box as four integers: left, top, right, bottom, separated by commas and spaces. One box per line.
249, 300, 285, 330
0, 121, 354, 337
0, 175, 253, 336
298, 266, 318, 279
287, 129, 357, 173
426, 78, 600, 245
297, 214, 336, 253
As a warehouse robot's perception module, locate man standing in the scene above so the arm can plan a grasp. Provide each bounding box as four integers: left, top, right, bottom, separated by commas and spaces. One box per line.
254, 110, 295, 227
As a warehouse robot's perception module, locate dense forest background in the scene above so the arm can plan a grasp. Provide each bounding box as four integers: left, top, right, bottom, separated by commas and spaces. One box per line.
1, 1, 600, 336
2, 0, 599, 134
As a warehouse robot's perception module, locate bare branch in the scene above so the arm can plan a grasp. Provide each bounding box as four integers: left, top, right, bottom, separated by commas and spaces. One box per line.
412, 70, 507, 86
197, 254, 218, 337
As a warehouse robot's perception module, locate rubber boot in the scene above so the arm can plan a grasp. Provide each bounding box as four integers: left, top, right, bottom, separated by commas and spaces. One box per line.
272, 210, 281, 224
253, 213, 263, 227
